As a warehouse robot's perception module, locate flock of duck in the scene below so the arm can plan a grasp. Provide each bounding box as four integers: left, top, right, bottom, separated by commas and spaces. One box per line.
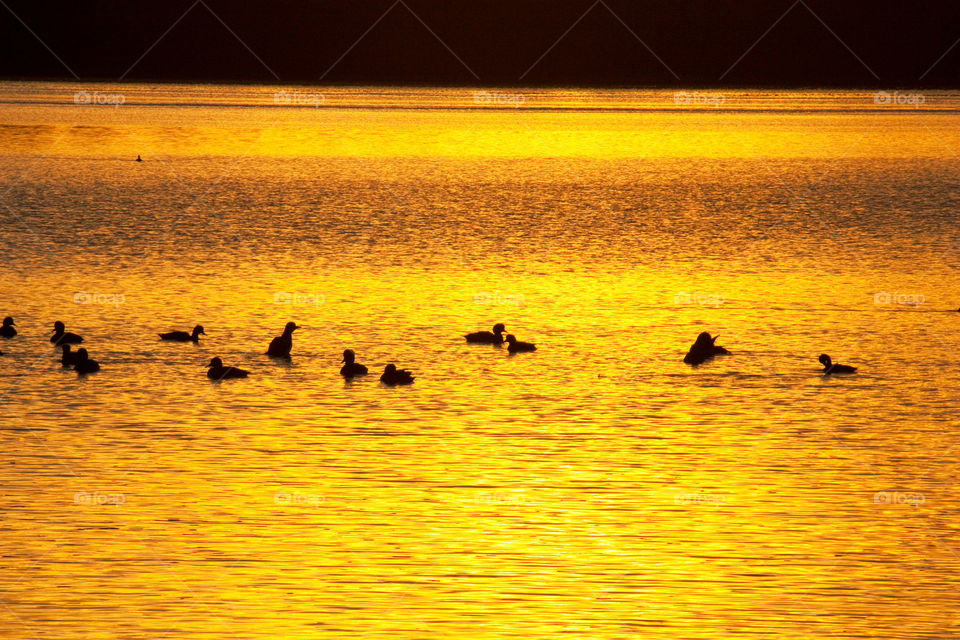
0, 316, 858, 379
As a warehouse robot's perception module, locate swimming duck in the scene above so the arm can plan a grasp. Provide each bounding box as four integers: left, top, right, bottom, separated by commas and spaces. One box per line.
159, 325, 205, 343
60, 344, 79, 367
136, 155, 142, 162
465, 323, 506, 345
340, 349, 369, 378
683, 332, 728, 365
73, 348, 100, 374
50, 321, 83, 345
206, 357, 250, 380
380, 363, 414, 385
0, 317, 16, 338
266, 321, 299, 358
819, 354, 857, 375
505, 334, 537, 353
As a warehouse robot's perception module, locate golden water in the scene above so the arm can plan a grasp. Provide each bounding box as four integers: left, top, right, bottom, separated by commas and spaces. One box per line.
1, 83, 959, 639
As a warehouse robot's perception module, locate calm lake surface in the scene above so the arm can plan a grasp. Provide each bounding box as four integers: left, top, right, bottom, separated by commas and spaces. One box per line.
1, 83, 959, 639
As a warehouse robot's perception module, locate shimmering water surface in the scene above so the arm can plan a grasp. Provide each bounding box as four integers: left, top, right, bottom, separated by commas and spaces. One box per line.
1, 83, 959, 639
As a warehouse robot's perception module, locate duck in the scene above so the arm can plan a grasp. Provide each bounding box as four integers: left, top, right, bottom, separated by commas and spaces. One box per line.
819, 354, 857, 375
0, 316, 16, 338
505, 334, 537, 353
159, 325, 205, 343
206, 357, 250, 380
50, 321, 83, 345
380, 363, 414, 385
136, 155, 142, 162
60, 344, 79, 367
266, 321, 299, 358
683, 332, 728, 365
465, 323, 506, 345
340, 349, 368, 378
73, 348, 100, 374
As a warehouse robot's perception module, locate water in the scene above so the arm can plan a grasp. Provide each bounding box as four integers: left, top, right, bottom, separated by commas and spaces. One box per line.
1, 83, 959, 639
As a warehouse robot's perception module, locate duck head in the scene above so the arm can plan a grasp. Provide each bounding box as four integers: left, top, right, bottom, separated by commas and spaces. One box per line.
282, 321, 300, 335
493, 323, 506, 334
207, 357, 223, 369
383, 364, 397, 375
341, 349, 356, 364
61, 344, 72, 354
192, 325, 206, 337
504, 334, 517, 345
818, 354, 832, 367
75, 348, 89, 362
2, 317, 13, 327
52, 321, 65, 334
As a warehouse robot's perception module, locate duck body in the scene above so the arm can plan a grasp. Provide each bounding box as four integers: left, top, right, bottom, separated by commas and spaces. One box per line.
0, 317, 16, 338
50, 321, 83, 345
340, 349, 368, 378
267, 322, 299, 358
206, 357, 250, 380
465, 323, 506, 345
73, 348, 100, 374
684, 332, 727, 365
505, 334, 537, 353
819, 354, 857, 375
380, 364, 414, 385
159, 325, 204, 343
61, 344, 79, 367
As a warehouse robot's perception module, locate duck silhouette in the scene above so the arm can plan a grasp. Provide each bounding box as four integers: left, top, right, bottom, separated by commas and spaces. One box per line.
819, 354, 857, 375
340, 349, 369, 378
380, 363, 414, 385
505, 334, 537, 353
206, 357, 250, 380
465, 323, 506, 345
73, 348, 100, 374
60, 344, 79, 367
159, 325, 205, 343
0, 316, 16, 338
267, 322, 299, 358
136, 155, 142, 162
50, 321, 83, 345
683, 332, 728, 365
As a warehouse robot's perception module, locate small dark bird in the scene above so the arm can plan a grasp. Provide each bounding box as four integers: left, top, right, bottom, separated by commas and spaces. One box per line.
340, 349, 369, 378
136, 155, 142, 162
0, 316, 16, 338
73, 348, 100, 374
266, 321, 299, 358
206, 357, 250, 380
683, 332, 728, 365
380, 363, 414, 385
60, 344, 79, 367
159, 325, 205, 343
465, 323, 506, 345
505, 334, 537, 353
50, 321, 83, 345
819, 354, 857, 375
